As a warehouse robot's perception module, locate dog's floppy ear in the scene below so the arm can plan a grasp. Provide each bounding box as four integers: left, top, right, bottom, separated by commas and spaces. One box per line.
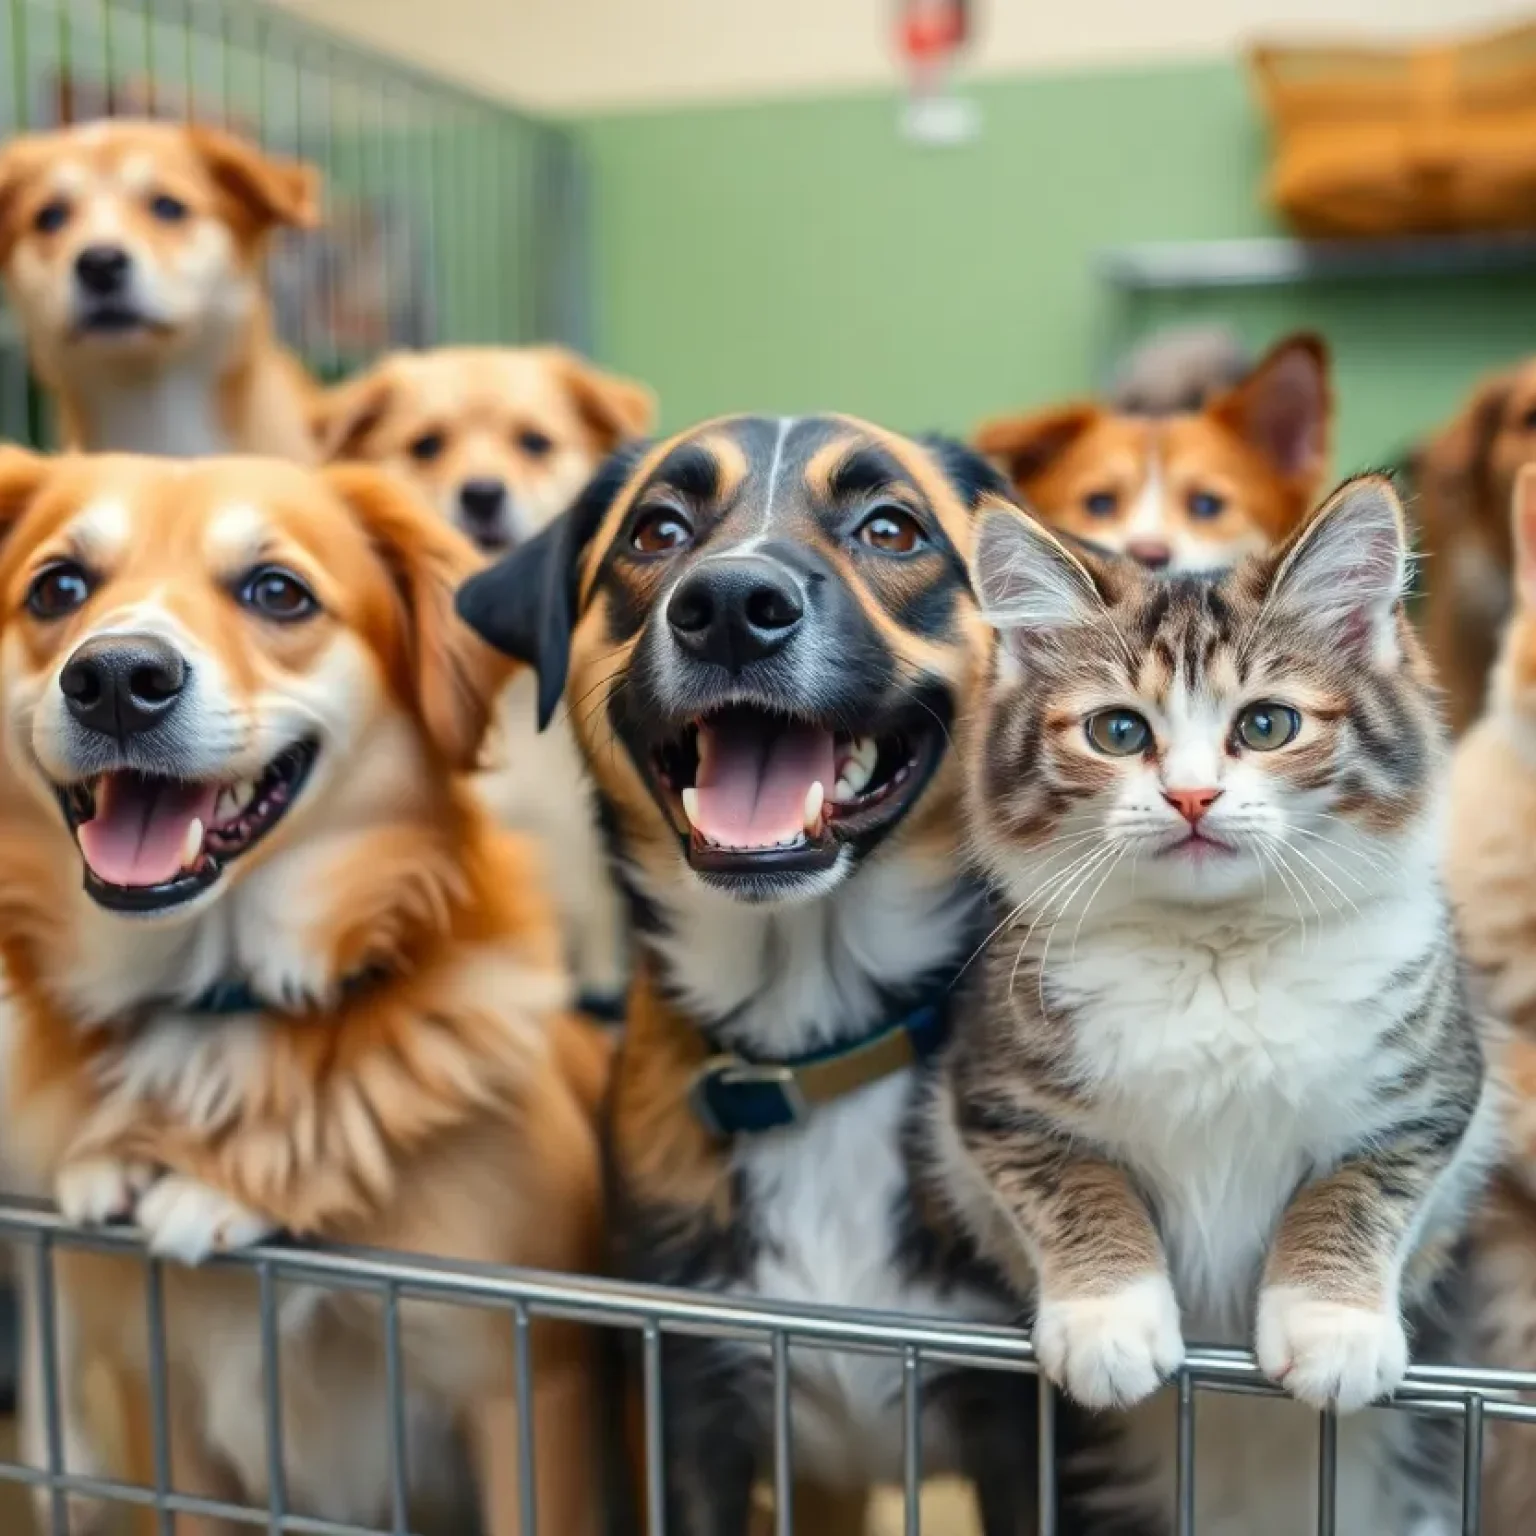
313, 369, 395, 462
325, 463, 508, 771
1419, 371, 1513, 512
457, 442, 646, 731
0, 136, 43, 262
0, 445, 50, 545
546, 348, 657, 453
188, 125, 320, 232
972, 404, 1101, 494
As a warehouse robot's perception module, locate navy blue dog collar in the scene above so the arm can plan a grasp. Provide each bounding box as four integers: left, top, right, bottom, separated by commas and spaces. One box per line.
689, 994, 952, 1138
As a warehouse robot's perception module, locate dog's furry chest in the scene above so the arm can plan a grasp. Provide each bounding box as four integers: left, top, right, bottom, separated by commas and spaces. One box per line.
728, 1071, 1010, 1485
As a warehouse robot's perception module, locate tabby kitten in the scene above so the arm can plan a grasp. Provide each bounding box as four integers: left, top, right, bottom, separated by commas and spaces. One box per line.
933, 477, 1498, 1534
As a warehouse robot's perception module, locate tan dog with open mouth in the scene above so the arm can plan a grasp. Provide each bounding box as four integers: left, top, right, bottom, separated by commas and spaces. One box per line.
0, 449, 606, 1535
0, 119, 320, 459
314, 345, 657, 1005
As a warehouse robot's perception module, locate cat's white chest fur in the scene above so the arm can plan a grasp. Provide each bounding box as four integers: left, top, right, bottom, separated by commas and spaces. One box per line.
1047, 889, 1443, 1338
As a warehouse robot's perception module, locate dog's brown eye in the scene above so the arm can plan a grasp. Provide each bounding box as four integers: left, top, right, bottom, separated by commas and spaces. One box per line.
1084, 490, 1117, 518
33, 199, 70, 236
518, 429, 554, 457
856, 507, 924, 554
149, 193, 189, 223
239, 566, 318, 622
630, 507, 692, 555
25, 560, 92, 620
409, 432, 445, 463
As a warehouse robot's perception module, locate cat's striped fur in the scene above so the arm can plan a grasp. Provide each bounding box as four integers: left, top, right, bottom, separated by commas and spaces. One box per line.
929, 477, 1499, 1534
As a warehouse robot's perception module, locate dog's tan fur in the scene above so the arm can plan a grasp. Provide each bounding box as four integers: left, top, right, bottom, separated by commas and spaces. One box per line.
1415, 357, 1536, 736
314, 345, 657, 1000
0, 449, 606, 1535
0, 120, 320, 460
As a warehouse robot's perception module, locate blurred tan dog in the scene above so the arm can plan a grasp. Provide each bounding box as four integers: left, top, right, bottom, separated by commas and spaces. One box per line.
315, 346, 656, 1003
1413, 356, 1536, 735
0, 118, 320, 459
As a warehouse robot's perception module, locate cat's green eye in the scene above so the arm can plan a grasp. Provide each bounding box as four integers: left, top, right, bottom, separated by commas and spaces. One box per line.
1085, 708, 1152, 757
1235, 702, 1301, 752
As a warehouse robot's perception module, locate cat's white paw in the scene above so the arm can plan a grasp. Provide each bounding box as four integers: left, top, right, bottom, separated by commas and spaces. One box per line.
133, 1175, 275, 1266
56, 1157, 156, 1225
1256, 1285, 1408, 1412
1034, 1272, 1184, 1409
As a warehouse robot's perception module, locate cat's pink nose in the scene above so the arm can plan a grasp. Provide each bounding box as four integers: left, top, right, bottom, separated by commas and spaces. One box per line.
1164, 787, 1222, 825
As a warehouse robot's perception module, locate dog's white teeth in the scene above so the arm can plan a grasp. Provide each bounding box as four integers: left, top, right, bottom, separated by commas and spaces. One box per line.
832, 740, 878, 802
214, 780, 256, 826
777, 833, 803, 847
681, 786, 700, 830
181, 819, 204, 870
803, 780, 825, 837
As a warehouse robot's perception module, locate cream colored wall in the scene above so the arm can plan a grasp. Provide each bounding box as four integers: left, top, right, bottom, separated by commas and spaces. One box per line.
274, 0, 1536, 111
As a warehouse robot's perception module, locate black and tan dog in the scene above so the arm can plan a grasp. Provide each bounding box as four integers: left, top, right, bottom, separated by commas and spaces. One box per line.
457, 415, 1049, 1534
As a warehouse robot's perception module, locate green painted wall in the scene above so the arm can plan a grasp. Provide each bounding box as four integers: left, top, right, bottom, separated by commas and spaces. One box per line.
576, 60, 1536, 475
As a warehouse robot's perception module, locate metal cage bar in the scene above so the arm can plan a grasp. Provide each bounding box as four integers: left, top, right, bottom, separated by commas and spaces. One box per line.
0, 0, 589, 445
0, 1198, 1526, 1533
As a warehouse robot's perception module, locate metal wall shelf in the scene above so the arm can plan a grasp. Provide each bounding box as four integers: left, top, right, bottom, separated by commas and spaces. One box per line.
1096, 232, 1536, 293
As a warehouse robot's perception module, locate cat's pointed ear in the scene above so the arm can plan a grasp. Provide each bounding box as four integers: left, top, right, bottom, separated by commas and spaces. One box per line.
971, 502, 1104, 635
1267, 474, 1408, 662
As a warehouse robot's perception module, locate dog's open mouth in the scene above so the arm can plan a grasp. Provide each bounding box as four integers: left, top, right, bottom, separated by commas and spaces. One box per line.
74, 306, 169, 339
651, 705, 942, 876
56, 740, 317, 913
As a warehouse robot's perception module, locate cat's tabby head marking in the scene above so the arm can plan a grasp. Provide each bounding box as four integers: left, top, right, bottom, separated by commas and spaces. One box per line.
966, 475, 1443, 911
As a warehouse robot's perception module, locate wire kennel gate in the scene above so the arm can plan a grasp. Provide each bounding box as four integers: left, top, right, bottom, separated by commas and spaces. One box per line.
0, 1197, 1526, 1536
0, 0, 590, 448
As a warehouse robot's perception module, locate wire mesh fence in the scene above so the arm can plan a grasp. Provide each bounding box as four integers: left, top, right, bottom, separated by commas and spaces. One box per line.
0, 1196, 1528, 1536
0, 0, 589, 446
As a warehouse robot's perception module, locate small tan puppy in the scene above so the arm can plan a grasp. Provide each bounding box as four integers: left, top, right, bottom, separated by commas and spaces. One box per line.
0, 118, 320, 459
315, 346, 656, 1002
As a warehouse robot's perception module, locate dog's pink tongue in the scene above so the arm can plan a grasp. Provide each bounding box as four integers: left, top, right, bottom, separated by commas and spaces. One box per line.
695, 718, 835, 847
77, 774, 219, 887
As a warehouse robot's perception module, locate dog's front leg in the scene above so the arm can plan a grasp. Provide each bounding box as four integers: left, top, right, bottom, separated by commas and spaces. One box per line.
657, 1335, 762, 1536
468, 1313, 601, 1536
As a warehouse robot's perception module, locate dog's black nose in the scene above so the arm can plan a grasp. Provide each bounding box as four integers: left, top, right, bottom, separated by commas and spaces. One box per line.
74, 244, 132, 297
667, 556, 805, 671
60, 636, 187, 738
458, 478, 507, 527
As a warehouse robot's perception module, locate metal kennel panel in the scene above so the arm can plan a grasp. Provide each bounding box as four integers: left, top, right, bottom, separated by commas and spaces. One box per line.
0, 0, 591, 446
0, 1196, 1527, 1536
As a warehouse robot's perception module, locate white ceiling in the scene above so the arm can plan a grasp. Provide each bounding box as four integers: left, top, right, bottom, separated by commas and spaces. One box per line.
272, 0, 1536, 114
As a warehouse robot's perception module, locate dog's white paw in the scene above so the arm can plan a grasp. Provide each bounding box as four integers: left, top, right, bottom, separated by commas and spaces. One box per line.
55, 1157, 156, 1225
1256, 1285, 1408, 1412
1034, 1272, 1184, 1409
133, 1176, 275, 1266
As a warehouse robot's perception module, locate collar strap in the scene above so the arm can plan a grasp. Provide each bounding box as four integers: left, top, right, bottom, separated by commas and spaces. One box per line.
689, 997, 950, 1138
186, 965, 388, 1018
